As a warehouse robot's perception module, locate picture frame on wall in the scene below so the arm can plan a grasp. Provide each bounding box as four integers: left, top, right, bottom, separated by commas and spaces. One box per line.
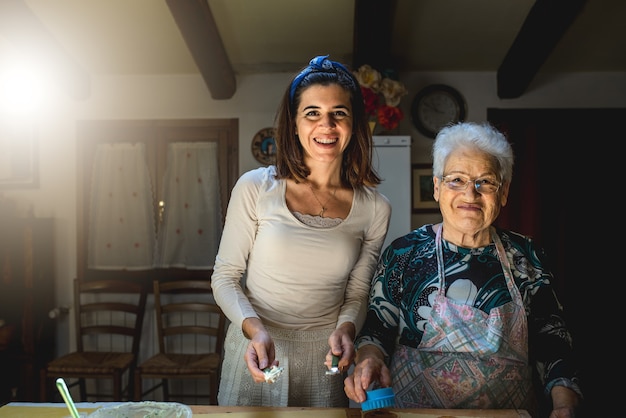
412, 164, 439, 213
0, 124, 38, 189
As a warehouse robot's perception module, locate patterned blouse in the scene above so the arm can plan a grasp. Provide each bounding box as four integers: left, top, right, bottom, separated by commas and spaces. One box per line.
355, 224, 582, 398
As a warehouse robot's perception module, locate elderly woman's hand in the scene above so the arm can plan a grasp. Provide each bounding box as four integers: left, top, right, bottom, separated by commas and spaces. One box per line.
549, 386, 581, 418
343, 345, 392, 403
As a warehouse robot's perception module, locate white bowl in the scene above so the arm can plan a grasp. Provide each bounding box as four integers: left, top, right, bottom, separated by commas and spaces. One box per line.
87, 401, 192, 418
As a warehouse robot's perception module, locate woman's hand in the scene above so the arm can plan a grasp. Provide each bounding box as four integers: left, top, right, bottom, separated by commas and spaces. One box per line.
242, 317, 278, 383
549, 386, 580, 418
343, 345, 391, 403
325, 322, 356, 372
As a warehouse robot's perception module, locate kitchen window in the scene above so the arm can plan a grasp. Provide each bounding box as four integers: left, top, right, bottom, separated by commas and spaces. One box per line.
77, 119, 238, 282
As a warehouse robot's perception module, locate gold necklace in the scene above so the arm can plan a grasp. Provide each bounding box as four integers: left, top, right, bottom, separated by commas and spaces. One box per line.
307, 183, 338, 217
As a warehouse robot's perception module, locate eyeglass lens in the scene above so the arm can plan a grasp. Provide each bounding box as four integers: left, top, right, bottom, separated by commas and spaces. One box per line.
442, 175, 499, 194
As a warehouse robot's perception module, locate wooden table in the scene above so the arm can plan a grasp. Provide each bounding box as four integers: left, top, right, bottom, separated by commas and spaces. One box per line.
0, 403, 532, 417
192, 406, 531, 417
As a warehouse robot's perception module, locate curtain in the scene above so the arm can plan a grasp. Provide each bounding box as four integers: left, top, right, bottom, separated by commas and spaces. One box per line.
87, 141, 222, 270
155, 141, 222, 269
489, 110, 572, 299
87, 143, 156, 270
488, 108, 625, 417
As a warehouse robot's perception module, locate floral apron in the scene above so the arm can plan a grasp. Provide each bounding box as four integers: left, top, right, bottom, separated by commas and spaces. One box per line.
389, 226, 534, 411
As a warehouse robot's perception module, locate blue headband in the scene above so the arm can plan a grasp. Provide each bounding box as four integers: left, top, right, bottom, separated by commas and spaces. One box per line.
289, 55, 356, 102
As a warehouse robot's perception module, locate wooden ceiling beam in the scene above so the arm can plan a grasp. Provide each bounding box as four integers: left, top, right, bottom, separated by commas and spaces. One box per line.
166, 0, 236, 100
497, 0, 587, 99
0, 0, 90, 100
353, 0, 398, 73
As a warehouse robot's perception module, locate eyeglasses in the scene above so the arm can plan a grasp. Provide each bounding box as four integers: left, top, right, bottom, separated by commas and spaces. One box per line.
441, 174, 500, 194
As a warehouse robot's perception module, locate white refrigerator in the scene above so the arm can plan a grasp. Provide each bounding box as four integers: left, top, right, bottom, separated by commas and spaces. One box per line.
372, 135, 412, 251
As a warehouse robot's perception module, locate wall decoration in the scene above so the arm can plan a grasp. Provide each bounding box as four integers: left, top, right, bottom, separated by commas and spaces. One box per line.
412, 164, 439, 213
251, 127, 276, 165
411, 84, 466, 138
0, 124, 38, 189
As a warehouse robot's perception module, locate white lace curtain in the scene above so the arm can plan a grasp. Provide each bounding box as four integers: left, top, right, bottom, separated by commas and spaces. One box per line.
87, 141, 222, 270
155, 142, 222, 269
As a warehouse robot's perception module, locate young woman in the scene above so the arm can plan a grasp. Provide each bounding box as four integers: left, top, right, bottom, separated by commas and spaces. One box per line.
211, 55, 391, 407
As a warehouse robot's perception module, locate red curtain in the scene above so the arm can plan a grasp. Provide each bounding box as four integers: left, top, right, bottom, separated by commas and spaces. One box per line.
488, 108, 623, 416
489, 109, 567, 299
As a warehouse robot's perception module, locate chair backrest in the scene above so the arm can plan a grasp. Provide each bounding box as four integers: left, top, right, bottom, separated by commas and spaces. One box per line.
74, 278, 148, 356
153, 279, 226, 356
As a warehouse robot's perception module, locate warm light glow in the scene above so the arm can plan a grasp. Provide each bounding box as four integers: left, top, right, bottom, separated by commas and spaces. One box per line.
0, 52, 52, 117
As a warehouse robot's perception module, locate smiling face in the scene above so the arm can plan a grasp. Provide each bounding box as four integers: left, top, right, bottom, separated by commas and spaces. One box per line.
433, 146, 510, 246
295, 83, 353, 167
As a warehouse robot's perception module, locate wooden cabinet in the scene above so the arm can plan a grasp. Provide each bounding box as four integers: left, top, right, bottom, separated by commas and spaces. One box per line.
0, 214, 55, 402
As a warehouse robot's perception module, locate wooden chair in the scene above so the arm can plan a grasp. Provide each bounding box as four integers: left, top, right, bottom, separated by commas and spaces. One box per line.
40, 278, 148, 402
134, 279, 226, 404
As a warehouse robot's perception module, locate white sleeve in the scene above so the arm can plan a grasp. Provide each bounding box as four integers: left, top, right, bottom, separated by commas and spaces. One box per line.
338, 190, 391, 332
211, 169, 263, 330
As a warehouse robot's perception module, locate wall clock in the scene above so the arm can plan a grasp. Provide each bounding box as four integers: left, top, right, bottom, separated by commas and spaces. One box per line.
411, 84, 466, 138
251, 127, 276, 165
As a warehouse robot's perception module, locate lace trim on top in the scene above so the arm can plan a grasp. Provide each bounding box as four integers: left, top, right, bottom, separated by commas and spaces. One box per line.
293, 211, 343, 228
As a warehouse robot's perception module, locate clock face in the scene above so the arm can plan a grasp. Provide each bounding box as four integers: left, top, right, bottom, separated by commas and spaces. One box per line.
251, 127, 276, 165
411, 84, 466, 138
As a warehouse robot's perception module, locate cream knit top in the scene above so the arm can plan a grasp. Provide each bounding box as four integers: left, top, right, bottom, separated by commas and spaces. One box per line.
211, 165, 391, 332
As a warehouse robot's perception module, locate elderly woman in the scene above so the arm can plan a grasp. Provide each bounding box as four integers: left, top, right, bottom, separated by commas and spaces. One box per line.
344, 122, 582, 417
